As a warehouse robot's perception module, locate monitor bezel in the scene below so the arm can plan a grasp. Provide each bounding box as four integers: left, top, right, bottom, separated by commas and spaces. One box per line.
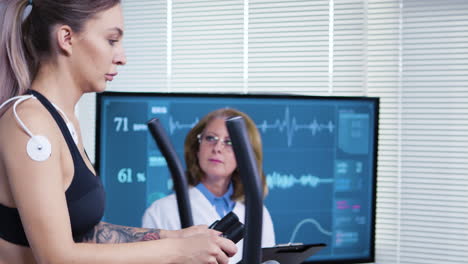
95, 91, 379, 264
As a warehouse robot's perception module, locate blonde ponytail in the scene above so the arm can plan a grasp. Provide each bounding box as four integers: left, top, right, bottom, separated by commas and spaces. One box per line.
0, 0, 32, 106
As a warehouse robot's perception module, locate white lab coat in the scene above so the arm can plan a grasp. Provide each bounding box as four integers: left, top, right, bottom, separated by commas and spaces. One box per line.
142, 187, 276, 264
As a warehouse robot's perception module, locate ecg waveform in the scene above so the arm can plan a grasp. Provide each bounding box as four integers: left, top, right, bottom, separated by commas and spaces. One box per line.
168, 116, 199, 135
166, 107, 335, 147
257, 107, 335, 147
267, 171, 334, 190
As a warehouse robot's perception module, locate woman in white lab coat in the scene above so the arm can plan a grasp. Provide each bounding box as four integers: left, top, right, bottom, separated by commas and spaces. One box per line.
142, 108, 275, 264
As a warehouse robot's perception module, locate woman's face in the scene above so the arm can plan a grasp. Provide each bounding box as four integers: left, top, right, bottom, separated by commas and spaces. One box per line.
197, 118, 237, 183
71, 4, 126, 93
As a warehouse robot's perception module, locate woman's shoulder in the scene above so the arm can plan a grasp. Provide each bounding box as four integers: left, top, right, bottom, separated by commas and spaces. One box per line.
0, 97, 61, 157
0, 97, 58, 139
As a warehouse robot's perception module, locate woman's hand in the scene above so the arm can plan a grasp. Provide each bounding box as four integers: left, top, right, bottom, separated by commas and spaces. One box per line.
160, 225, 221, 239
176, 232, 237, 264
159, 226, 236, 263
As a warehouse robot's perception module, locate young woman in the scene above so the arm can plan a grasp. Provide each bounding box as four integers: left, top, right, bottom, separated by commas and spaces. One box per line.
0, 1, 236, 263
142, 108, 275, 264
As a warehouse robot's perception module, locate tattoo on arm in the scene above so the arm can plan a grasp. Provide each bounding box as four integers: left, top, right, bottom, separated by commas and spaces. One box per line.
78, 222, 161, 244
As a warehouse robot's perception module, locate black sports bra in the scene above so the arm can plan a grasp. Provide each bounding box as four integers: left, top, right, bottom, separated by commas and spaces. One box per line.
0, 90, 106, 247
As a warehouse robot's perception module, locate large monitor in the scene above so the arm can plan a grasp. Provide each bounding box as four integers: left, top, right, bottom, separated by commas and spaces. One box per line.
96, 92, 378, 263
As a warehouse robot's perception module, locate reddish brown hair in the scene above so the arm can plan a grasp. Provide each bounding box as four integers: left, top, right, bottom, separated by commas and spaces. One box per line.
184, 108, 268, 201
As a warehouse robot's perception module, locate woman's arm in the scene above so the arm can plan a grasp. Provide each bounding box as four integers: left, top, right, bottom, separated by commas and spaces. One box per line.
79, 221, 211, 243
78, 222, 161, 243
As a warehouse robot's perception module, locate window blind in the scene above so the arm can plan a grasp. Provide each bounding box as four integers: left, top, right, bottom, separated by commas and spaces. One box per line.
248, 0, 330, 94
171, 1, 244, 92
366, 1, 401, 263
77, 1, 468, 263
396, 0, 468, 263
334, 0, 367, 95
112, 0, 167, 91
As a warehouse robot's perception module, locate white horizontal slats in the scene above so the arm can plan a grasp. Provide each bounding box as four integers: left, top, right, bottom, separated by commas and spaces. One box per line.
248, 0, 330, 93
398, 1, 468, 263
171, 0, 243, 92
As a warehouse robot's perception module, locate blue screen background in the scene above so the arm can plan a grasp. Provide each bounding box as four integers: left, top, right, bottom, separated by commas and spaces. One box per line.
97, 93, 378, 263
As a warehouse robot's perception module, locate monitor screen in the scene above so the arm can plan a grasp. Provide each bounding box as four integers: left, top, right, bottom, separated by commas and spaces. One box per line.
96, 92, 378, 263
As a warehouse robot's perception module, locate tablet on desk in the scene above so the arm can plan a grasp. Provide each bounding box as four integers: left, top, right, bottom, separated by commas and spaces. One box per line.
262, 243, 326, 264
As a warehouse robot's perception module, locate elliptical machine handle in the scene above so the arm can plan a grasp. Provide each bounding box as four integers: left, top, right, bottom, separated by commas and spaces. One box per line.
147, 118, 194, 228
226, 116, 263, 264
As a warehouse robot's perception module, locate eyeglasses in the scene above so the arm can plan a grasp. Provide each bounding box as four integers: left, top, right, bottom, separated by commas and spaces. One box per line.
197, 133, 233, 150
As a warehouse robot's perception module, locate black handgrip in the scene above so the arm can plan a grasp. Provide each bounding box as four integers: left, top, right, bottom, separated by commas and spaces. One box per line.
209, 212, 245, 244
209, 212, 239, 232
226, 116, 263, 264
224, 221, 244, 244
147, 118, 193, 228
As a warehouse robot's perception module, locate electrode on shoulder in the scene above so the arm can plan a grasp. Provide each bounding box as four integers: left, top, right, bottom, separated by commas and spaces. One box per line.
26, 135, 52, 161
0, 95, 53, 162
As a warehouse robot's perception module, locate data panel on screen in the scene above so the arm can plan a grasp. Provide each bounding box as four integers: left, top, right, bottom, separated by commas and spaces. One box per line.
96, 92, 378, 263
